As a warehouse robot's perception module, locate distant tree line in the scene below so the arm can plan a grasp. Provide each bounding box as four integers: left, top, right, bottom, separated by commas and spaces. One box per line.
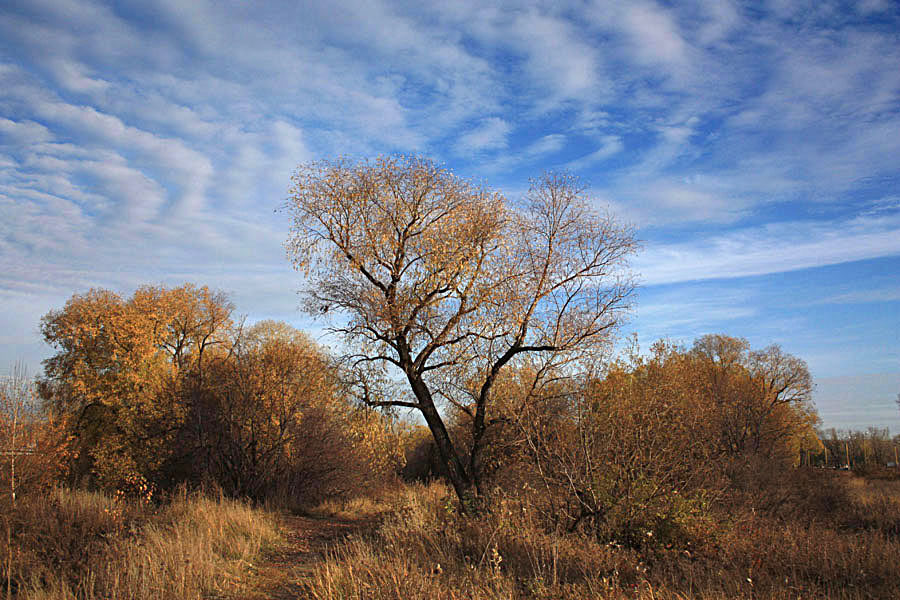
813, 427, 900, 470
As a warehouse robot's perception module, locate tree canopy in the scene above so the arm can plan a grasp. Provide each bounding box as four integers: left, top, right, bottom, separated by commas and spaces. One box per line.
38, 285, 402, 501
285, 155, 637, 511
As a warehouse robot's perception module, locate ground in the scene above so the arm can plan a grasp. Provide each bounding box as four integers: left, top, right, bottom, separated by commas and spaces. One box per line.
231, 513, 378, 599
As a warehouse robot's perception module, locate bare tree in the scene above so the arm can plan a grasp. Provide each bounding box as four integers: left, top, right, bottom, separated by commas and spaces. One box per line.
1, 364, 68, 502
285, 156, 636, 512
0, 365, 35, 503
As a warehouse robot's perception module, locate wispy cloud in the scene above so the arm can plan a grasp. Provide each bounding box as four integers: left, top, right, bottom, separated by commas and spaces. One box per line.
567, 136, 624, 170
523, 134, 567, 159
1, 0, 899, 430
637, 213, 900, 285
0, 118, 54, 145
455, 117, 511, 155
816, 287, 900, 305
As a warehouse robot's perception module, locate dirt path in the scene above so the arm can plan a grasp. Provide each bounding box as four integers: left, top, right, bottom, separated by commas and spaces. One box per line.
231, 514, 378, 599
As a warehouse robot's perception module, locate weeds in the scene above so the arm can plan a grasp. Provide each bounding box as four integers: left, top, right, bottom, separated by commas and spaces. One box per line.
4, 463, 897, 598
1, 486, 279, 599
302, 474, 900, 599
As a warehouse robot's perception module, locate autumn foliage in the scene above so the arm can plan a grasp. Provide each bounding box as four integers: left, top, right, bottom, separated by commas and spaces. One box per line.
431, 334, 818, 548
36, 284, 402, 504
286, 157, 636, 511
11, 156, 896, 599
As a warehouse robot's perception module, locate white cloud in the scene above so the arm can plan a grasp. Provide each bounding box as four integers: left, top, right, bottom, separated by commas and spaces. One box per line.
567, 135, 624, 170
605, 176, 751, 227
46, 58, 110, 95
816, 287, 900, 305
0, 119, 54, 145
861, 197, 900, 217
620, 2, 689, 68
584, 0, 700, 91
78, 160, 168, 223
694, 0, 741, 45
856, 0, 890, 14
455, 117, 511, 155
510, 11, 603, 101
636, 287, 759, 332
26, 98, 213, 218
523, 134, 567, 158
637, 214, 900, 285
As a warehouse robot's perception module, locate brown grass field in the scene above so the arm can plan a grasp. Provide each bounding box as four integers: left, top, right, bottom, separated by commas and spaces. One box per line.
3, 469, 898, 599
1, 487, 279, 599
297, 471, 900, 600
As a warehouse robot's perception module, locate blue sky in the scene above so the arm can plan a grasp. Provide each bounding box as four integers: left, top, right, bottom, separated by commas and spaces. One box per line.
1, 0, 898, 432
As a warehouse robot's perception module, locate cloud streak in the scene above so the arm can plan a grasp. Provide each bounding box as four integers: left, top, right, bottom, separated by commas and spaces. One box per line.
637, 213, 900, 285
1, 1, 899, 431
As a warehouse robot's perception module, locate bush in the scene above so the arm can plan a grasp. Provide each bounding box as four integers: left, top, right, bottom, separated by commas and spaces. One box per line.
466, 347, 725, 547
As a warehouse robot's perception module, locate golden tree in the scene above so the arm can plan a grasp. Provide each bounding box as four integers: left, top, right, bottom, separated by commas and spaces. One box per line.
285, 156, 636, 511
39, 285, 402, 501
38, 284, 235, 488
690, 334, 815, 459
513, 336, 817, 542
508, 340, 723, 544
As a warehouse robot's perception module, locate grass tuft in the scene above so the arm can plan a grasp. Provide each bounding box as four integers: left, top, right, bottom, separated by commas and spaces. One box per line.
1, 486, 279, 599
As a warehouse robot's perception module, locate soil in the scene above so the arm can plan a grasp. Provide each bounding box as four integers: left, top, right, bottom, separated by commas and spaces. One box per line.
228, 513, 379, 599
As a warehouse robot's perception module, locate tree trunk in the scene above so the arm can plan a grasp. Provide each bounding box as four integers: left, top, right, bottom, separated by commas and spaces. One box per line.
408, 375, 479, 514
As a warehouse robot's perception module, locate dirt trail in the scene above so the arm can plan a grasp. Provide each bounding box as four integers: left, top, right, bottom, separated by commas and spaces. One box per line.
232, 514, 377, 599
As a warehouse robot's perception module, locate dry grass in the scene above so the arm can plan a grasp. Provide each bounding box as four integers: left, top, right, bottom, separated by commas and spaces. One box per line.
302, 483, 644, 599
1, 486, 280, 599
4, 470, 896, 599
301, 473, 900, 600
841, 475, 900, 536
304, 488, 396, 522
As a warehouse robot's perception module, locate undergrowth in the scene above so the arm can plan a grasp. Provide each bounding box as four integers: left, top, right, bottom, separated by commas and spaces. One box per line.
301, 473, 900, 599
1, 486, 279, 599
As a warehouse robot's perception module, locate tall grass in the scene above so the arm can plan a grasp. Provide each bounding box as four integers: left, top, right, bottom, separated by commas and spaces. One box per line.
304, 487, 396, 521
302, 475, 900, 599
302, 483, 642, 599
1, 487, 279, 599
